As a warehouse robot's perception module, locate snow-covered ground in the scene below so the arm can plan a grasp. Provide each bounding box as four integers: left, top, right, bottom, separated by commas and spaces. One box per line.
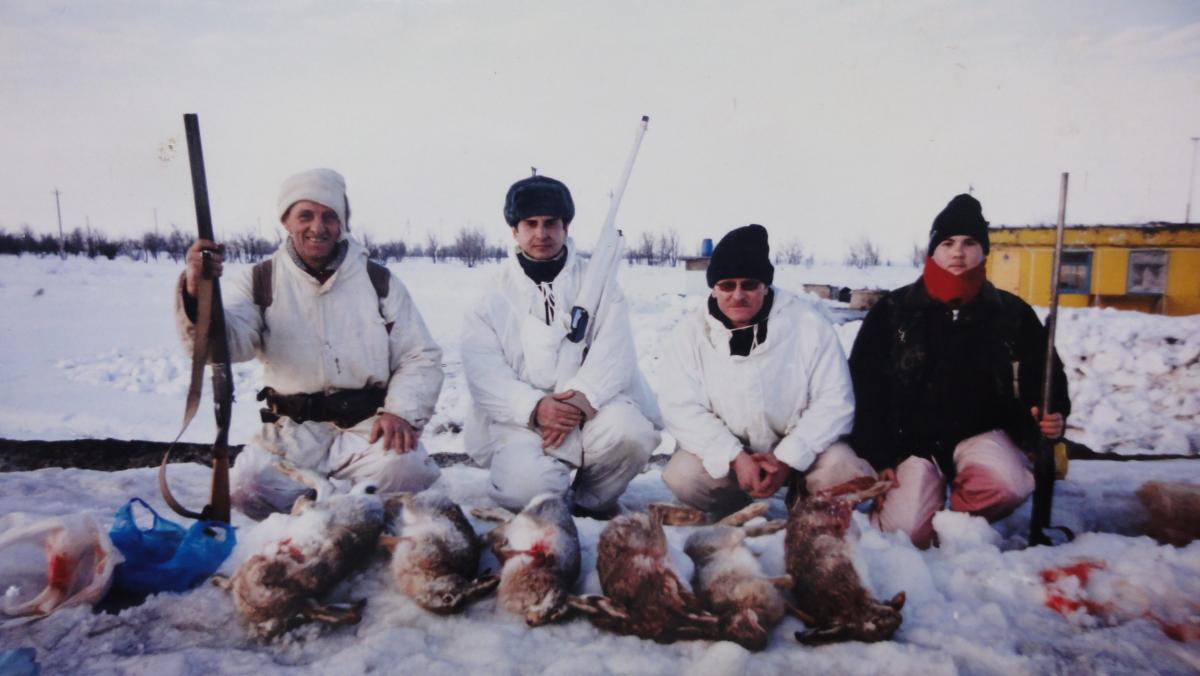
1, 253, 1198, 673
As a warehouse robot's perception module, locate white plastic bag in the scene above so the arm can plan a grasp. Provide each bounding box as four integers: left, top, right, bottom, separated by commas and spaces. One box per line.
0, 512, 121, 625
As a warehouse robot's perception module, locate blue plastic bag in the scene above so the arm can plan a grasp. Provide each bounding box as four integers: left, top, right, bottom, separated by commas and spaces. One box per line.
109, 498, 236, 597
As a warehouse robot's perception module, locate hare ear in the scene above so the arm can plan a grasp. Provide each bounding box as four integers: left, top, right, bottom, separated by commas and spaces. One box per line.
382, 493, 412, 517
796, 622, 854, 646
767, 574, 794, 589
887, 591, 906, 611
648, 502, 707, 526
470, 506, 515, 523
463, 574, 500, 601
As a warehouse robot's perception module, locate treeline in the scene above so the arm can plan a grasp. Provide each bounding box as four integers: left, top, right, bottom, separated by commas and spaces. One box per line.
1, 224, 906, 269
0, 224, 510, 266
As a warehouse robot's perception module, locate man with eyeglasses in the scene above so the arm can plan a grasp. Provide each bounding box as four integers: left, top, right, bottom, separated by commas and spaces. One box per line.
659, 224, 873, 516
461, 174, 662, 518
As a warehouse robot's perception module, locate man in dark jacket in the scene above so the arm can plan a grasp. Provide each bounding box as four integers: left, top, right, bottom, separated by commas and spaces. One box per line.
848, 193, 1070, 548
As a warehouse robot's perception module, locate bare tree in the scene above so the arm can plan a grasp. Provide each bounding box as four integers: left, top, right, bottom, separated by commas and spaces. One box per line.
165, 227, 191, 263
426, 232, 441, 263
453, 226, 488, 267
142, 231, 165, 261
776, 239, 813, 266
910, 242, 925, 267
656, 229, 680, 267
844, 236, 882, 269
632, 231, 656, 265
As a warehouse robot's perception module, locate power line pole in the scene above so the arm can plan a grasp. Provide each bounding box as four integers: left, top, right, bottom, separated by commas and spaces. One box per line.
1186, 137, 1199, 225
52, 188, 65, 260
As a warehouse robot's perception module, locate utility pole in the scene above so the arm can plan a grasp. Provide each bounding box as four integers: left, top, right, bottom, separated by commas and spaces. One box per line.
1186, 137, 1200, 225
52, 188, 65, 260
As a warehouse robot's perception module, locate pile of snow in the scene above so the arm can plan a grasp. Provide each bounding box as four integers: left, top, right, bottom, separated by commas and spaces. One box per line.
1052, 309, 1200, 456
2, 461, 1199, 673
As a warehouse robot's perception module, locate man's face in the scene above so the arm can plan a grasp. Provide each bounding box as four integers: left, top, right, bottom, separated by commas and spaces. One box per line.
511, 215, 566, 260
282, 199, 342, 268
931, 234, 985, 275
712, 278, 767, 328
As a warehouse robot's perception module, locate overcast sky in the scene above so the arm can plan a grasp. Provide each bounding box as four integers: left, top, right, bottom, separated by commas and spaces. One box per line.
2, 0, 1198, 260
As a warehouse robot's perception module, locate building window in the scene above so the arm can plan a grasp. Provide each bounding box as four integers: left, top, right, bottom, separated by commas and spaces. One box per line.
1059, 251, 1092, 294
1127, 250, 1167, 294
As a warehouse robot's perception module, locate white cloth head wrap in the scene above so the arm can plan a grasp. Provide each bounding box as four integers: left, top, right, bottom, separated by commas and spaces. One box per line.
277, 168, 350, 240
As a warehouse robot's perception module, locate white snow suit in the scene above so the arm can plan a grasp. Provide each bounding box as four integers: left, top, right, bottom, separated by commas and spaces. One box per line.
461, 240, 661, 512
175, 239, 443, 518
659, 288, 872, 513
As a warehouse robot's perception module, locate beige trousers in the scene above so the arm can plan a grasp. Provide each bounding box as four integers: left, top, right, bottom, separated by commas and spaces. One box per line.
662, 441, 875, 517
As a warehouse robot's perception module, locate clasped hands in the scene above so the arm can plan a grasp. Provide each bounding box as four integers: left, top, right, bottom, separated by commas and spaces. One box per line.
535, 390, 585, 450
731, 450, 792, 499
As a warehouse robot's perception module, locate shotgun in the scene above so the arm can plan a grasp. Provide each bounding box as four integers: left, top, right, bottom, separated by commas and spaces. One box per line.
159, 113, 233, 523
1028, 172, 1069, 546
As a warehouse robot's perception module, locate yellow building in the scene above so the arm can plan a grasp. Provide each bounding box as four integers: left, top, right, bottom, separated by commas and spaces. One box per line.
987, 224, 1200, 315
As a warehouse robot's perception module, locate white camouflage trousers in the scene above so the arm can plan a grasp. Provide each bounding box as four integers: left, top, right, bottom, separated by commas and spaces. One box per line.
230, 415, 441, 520
485, 398, 660, 513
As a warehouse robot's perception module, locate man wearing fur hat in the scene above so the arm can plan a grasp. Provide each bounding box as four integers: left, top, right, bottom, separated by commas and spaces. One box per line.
659, 224, 873, 516
178, 168, 443, 519
848, 194, 1070, 548
461, 174, 661, 517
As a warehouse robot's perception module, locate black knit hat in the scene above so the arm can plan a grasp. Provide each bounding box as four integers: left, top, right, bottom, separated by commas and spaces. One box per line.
504, 175, 575, 227
707, 224, 775, 288
928, 193, 989, 257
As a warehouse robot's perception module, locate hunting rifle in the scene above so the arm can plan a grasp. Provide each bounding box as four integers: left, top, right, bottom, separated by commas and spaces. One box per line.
1028, 172, 1071, 546
557, 115, 649, 372
158, 113, 233, 523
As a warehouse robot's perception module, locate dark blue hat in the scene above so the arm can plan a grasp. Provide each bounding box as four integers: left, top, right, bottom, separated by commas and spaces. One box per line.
928, 194, 989, 257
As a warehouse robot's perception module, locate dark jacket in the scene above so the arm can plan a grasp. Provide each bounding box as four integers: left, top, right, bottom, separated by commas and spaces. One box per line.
848, 279, 1071, 476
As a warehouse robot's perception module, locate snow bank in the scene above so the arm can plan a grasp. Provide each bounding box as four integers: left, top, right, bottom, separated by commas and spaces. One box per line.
2, 461, 1199, 674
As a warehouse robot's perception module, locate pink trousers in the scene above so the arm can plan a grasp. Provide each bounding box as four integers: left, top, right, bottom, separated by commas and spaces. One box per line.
871, 430, 1035, 548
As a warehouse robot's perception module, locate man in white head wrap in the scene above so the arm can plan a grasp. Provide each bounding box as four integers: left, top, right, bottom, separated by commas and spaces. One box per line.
176, 168, 443, 519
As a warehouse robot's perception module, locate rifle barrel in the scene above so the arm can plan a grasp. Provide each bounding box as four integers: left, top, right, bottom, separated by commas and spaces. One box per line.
1041, 173, 1068, 414
183, 114, 215, 242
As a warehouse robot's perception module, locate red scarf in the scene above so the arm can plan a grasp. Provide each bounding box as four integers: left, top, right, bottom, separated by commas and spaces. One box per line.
922, 257, 986, 306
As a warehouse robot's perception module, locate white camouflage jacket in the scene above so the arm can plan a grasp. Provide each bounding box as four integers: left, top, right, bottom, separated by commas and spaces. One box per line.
461, 239, 659, 464
658, 288, 854, 480
175, 239, 444, 428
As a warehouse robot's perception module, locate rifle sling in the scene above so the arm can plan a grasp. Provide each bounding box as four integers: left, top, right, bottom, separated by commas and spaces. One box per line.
160, 269, 221, 521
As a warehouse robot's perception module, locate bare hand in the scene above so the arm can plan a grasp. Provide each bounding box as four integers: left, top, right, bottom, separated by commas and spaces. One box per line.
1031, 407, 1065, 440
370, 412, 419, 453
541, 427, 570, 451
185, 239, 225, 298
536, 390, 583, 434
748, 454, 791, 498
731, 451, 761, 494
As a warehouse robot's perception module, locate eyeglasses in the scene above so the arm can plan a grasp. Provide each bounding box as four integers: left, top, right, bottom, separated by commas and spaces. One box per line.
714, 279, 764, 292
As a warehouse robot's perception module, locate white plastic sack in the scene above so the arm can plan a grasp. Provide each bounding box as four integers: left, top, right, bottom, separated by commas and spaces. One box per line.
0, 512, 121, 625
